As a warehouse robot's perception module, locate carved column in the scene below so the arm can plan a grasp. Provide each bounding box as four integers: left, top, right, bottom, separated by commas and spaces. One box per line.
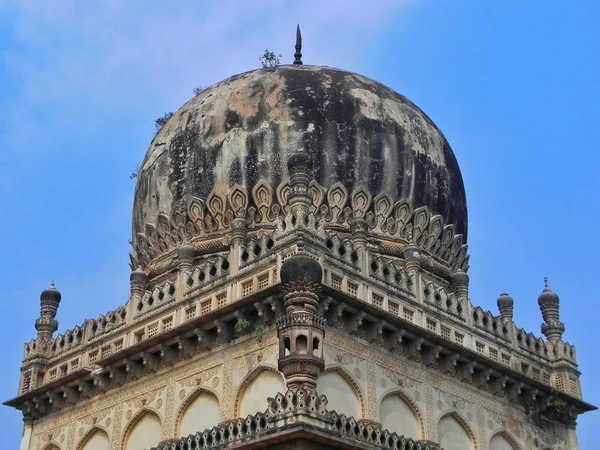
403, 238, 422, 300
277, 254, 325, 391
177, 244, 196, 301
287, 149, 313, 219
130, 268, 147, 300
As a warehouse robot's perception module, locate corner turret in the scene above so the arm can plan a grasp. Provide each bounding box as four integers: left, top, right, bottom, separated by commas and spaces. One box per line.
276, 254, 325, 390
35, 283, 61, 340
538, 278, 565, 343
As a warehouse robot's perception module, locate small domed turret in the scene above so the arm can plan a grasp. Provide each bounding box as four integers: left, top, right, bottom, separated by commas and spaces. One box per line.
280, 254, 323, 287
277, 253, 326, 390
537, 278, 564, 342
36, 283, 61, 340
497, 293, 514, 322
130, 267, 148, 298
40, 283, 61, 308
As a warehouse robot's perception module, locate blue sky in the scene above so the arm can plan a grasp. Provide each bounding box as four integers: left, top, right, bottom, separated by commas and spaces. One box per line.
1, 0, 598, 448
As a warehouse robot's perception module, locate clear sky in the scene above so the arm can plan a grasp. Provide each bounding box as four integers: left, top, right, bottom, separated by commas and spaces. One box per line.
0, 0, 598, 448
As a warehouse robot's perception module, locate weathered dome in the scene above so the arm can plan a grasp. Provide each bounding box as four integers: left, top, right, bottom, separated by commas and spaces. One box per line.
132, 65, 467, 266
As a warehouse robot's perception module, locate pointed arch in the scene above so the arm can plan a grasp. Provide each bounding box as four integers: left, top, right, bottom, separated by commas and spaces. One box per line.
379, 389, 424, 439
234, 365, 286, 417
438, 411, 478, 450
490, 430, 521, 450
175, 386, 220, 438
41, 444, 61, 450
317, 366, 365, 418
121, 408, 162, 450
77, 427, 110, 450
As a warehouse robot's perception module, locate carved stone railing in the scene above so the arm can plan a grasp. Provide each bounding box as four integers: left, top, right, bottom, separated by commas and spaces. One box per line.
368, 255, 413, 298
185, 255, 230, 293
239, 235, 276, 266
471, 307, 509, 341
423, 282, 465, 321
151, 388, 442, 450
135, 281, 176, 318
23, 306, 128, 361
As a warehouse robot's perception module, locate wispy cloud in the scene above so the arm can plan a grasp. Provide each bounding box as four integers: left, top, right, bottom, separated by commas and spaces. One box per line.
3, 0, 408, 118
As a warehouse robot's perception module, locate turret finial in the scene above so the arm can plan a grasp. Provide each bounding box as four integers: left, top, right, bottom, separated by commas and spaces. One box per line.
293, 24, 303, 65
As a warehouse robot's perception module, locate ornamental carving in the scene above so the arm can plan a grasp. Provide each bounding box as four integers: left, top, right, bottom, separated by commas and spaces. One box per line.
131, 180, 469, 272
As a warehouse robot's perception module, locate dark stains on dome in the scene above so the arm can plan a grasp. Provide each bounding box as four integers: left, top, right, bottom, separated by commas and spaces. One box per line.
133, 65, 468, 245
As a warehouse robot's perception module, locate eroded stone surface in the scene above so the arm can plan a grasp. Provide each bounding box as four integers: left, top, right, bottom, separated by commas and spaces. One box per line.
133, 65, 467, 255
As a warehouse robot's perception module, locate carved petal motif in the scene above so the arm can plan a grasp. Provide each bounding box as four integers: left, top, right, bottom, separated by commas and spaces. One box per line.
350, 187, 372, 218
327, 182, 348, 223
228, 185, 248, 218
309, 180, 325, 212
188, 197, 205, 225
276, 179, 291, 212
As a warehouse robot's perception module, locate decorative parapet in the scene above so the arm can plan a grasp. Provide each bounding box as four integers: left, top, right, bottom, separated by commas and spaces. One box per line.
471, 306, 510, 341
135, 281, 176, 317
185, 254, 230, 293
151, 388, 442, 450
423, 282, 465, 321
368, 255, 413, 298
23, 306, 128, 362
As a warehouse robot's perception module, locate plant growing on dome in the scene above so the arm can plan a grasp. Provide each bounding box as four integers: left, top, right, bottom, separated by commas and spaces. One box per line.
259, 49, 281, 68
129, 164, 140, 180
155, 112, 173, 131
193, 86, 205, 96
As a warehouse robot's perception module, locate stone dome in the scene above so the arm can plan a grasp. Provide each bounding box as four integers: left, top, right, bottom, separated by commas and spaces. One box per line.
132, 65, 467, 268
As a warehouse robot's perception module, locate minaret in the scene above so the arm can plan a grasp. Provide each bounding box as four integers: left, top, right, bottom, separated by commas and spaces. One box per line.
35, 283, 61, 341
276, 254, 325, 390
538, 277, 565, 343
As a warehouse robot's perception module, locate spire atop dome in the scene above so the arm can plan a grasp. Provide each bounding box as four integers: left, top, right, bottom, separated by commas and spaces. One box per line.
293, 24, 303, 65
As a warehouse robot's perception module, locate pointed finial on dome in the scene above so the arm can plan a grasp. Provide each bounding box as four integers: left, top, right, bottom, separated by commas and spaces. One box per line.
293, 24, 303, 65
544, 276, 549, 289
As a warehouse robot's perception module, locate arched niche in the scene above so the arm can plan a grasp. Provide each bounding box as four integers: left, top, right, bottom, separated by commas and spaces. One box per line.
123, 410, 162, 450
237, 367, 286, 418
379, 392, 422, 440
438, 413, 476, 450
178, 390, 220, 438
490, 433, 518, 450
316, 368, 363, 418
78, 428, 110, 450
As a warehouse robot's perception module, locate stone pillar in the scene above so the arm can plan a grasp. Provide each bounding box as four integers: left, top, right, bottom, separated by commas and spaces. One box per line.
350, 218, 368, 272
451, 270, 469, 303
277, 254, 325, 391
130, 268, 148, 300
177, 244, 196, 273
19, 423, 32, 450
403, 237, 422, 299
287, 149, 313, 218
